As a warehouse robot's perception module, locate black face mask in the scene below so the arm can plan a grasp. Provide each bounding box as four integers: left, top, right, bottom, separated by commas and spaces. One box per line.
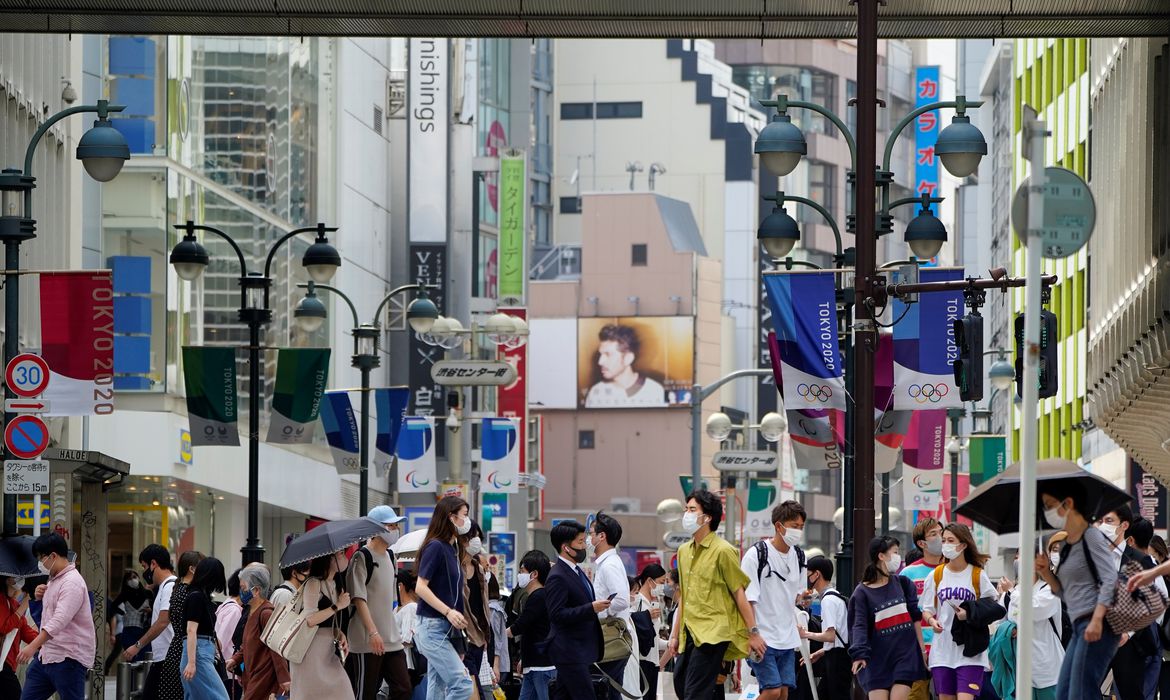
143, 566, 154, 586
569, 546, 587, 564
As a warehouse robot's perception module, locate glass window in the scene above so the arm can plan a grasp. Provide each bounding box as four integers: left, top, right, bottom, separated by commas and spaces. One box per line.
732, 65, 837, 137
560, 196, 582, 214
561, 103, 593, 120
803, 162, 837, 225
596, 102, 642, 119
846, 80, 858, 136
579, 430, 595, 449
631, 244, 647, 266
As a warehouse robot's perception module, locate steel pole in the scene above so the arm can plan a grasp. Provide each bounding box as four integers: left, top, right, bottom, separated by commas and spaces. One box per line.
690, 383, 703, 490
850, 0, 880, 586
839, 301, 855, 591
359, 364, 371, 516
950, 412, 962, 518
241, 319, 264, 564
1015, 106, 1048, 700
2, 240, 20, 536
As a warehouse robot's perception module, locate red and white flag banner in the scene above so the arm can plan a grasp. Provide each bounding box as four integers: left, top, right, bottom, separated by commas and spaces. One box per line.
40, 271, 115, 416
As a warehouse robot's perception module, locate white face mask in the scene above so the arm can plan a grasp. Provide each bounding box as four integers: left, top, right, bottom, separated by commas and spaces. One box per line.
681, 512, 701, 534
467, 536, 483, 556
517, 572, 532, 588
454, 516, 472, 536
1097, 523, 1119, 542
884, 553, 902, 573
925, 537, 944, 556
10, 577, 25, 591
126, 578, 140, 589
1044, 506, 1067, 530
379, 529, 401, 546
37, 561, 51, 576
1049, 551, 1061, 568
782, 527, 805, 547
586, 535, 597, 554
652, 584, 666, 597
941, 543, 962, 561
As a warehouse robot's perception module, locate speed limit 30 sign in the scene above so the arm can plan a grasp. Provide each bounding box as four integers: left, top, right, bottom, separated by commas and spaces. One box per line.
5, 354, 50, 398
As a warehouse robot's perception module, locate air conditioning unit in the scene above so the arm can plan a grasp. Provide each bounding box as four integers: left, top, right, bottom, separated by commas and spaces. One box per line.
609, 497, 641, 514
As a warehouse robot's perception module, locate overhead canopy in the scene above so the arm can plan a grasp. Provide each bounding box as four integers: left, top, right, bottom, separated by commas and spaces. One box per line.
1, 0, 1167, 37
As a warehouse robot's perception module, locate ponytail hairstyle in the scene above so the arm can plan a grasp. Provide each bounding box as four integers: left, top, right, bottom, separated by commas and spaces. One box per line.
634, 563, 667, 588
862, 535, 901, 585
943, 523, 989, 568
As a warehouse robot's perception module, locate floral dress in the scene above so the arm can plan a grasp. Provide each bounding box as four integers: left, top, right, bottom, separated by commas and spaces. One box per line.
158, 581, 191, 700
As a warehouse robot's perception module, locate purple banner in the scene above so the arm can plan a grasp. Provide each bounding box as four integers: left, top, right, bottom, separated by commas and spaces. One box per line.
901, 409, 946, 512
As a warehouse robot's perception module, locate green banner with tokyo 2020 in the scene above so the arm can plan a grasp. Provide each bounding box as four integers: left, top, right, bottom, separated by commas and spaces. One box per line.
266, 348, 331, 444
182, 346, 240, 447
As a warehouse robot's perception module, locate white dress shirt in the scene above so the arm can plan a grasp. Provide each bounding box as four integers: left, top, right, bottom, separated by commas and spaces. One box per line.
592, 549, 631, 621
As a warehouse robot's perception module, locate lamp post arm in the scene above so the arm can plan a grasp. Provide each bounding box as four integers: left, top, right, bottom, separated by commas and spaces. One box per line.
760, 96, 858, 171
779, 193, 843, 260
888, 195, 945, 212
263, 223, 338, 280
297, 282, 360, 328
23, 101, 126, 176
881, 98, 983, 215
373, 284, 425, 327
183, 223, 249, 278
696, 368, 773, 404
781, 258, 825, 271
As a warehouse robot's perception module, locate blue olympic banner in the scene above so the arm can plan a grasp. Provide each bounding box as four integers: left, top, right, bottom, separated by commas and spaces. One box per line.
319, 391, 360, 474
481, 417, 521, 494
374, 387, 411, 479
915, 66, 941, 215
768, 331, 843, 472
893, 267, 964, 410
764, 272, 846, 411
396, 416, 436, 494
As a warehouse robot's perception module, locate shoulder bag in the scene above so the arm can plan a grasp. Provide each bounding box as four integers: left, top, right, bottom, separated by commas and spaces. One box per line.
260, 580, 316, 663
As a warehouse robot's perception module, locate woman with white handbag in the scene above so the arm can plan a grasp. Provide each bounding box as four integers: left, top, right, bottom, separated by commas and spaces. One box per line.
289, 550, 357, 699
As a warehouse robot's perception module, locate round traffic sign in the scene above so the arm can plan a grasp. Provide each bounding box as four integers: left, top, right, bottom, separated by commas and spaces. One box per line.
4, 354, 49, 398
5, 415, 50, 460
1011, 167, 1096, 259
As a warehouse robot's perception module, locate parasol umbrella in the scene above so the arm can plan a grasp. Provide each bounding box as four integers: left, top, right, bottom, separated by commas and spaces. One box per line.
0, 535, 37, 577
279, 517, 387, 568
956, 458, 1131, 535
390, 528, 427, 558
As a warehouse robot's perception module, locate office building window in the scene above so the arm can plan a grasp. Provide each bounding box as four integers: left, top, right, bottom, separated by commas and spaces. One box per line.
560, 196, 582, 214
846, 80, 858, 135
733, 65, 837, 137
596, 101, 642, 119
807, 161, 837, 223
631, 244, 648, 266
561, 102, 593, 119
579, 430, 595, 449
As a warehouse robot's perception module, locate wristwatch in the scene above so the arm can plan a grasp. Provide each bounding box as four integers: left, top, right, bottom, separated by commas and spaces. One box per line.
750, 626, 761, 635
330, 603, 338, 612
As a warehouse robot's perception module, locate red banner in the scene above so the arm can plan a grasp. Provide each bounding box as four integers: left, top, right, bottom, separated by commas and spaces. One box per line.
498, 308, 528, 475
40, 271, 114, 416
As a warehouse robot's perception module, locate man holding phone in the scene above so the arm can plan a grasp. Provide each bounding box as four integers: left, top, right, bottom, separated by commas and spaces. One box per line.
590, 511, 635, 698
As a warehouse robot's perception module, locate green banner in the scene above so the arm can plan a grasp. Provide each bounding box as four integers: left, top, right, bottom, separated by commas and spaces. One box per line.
182, 346, 240, 447
266, 348, 331, 444
968, 435, 1007, 487
498, 152, 527, 302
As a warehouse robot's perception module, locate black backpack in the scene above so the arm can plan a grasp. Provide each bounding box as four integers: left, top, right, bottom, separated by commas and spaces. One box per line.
339, 545, 396, 631
754, 540, 806, 584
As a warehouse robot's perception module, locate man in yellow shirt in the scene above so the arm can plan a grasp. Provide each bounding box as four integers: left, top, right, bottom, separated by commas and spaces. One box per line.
662, 489, 766, 698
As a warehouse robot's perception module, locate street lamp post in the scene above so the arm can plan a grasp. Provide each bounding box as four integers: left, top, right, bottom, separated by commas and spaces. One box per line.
688, 369, 773, 489
703, 410, 787, 545
755, 91, 987, 584
0, 99, 130, 536
170, 220, 342, 564
293, 282, 438, 514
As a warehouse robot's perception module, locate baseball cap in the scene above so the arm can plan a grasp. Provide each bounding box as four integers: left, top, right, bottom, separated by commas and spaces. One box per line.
368, 505, 405, 524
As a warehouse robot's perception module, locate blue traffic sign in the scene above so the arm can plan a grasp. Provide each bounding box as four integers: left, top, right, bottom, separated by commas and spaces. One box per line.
5, 415, 49, 460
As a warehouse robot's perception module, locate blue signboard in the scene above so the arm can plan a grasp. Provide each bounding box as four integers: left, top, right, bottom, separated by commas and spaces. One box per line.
914, 66, 941, 216
403, 506, 434, 534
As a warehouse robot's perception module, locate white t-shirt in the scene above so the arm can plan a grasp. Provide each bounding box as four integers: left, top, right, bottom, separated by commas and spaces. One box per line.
741, 540, 805, 651
396, 601, 419, 645
818, 587, 850, 650
920, 564, 998, 669
1007, 581, 1065, 689
583, 376, 666, 408
150, 575, 177, 661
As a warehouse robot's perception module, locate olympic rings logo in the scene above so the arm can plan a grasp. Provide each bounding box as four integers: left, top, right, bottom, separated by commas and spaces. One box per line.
908, 383, 950, 404
797, 383, 833, 403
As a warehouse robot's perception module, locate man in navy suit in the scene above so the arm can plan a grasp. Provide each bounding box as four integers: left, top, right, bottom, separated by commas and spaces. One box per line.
544, 520, 610, 700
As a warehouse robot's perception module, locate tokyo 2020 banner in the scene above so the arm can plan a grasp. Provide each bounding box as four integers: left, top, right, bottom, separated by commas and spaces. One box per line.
893, 267, 964, 410
763, 271, 846, 411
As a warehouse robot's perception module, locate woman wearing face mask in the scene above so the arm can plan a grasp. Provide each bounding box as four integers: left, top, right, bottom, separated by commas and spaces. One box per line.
112, 569, 153, 664
414, 496, 475, 699
1047, 531, 1068, 570
1035, 481, 1119, 700
214, 569, 245, 699
157, 551, 206, 700
288, 549, 355, 699
459, 520, 494, 699
1000, 550, 1065, 700
0, 575, 36, 697
848, 536, 929, 700
629, 564, 667, 699
508, 550, 554, 700
919, 524, 1001, 700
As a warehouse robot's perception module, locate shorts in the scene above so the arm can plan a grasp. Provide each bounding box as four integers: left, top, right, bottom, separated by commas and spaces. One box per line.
747, 647, 797, 691
908, 678, 932, 700
931, 665, 984, 696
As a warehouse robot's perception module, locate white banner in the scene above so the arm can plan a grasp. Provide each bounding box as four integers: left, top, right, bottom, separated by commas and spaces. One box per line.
396, 417, 436, 494
409, 38, 448, 243
480, 417, 520, 494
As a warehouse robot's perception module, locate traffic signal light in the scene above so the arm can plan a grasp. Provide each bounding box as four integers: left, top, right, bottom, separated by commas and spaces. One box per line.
1014, 310, 1060, 399
953, 311, 984, 402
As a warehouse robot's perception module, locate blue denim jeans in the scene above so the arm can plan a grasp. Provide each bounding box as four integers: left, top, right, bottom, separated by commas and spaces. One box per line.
1056, 617, 1119, 700
19, 657, 87, 700
415, 615, 475, 700
180, 636, 229, 700
518, 668, 556, 700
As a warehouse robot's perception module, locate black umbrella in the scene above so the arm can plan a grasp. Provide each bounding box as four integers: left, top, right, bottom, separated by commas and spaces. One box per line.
0, 535, 38, 577
279, 517, 387, 568
956, 458, 1132, 534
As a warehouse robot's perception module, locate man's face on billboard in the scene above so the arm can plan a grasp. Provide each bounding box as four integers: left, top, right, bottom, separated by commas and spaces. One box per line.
597, 340, 634, 380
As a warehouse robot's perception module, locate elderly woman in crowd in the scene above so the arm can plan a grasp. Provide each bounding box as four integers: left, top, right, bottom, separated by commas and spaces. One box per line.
230, 565, 291, 700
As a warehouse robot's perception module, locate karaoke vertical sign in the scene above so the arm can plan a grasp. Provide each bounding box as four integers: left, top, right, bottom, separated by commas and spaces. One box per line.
914, 66, 941, 214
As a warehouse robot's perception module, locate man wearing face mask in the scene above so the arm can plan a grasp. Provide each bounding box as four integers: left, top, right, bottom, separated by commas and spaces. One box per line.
898, 518, 944, 700
544, 520, 608, 700
124, 543, 178, 700
740, 500, 807, 700
588, 511, 634, 698
346, 505, 412, 700
1101, 507, 1160, 700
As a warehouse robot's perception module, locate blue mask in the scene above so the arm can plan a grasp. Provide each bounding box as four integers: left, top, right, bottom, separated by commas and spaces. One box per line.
240, 589, 254, 606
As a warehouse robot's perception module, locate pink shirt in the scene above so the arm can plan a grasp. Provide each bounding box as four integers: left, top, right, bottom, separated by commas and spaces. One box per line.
39, 563, 95, 665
